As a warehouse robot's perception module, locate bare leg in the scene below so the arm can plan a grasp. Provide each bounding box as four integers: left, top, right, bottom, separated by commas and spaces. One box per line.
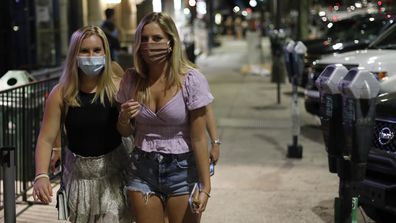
127, 191, 165, 223
166, 195, 200, 223
164, 212, 169, 223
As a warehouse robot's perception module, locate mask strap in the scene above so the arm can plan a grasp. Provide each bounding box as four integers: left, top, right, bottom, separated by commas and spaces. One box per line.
167, 41, 172, 52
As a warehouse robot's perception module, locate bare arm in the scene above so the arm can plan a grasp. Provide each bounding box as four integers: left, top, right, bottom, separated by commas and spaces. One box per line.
190, 106, 211, 213
49, 131, 61, 173
206, 104, 220, 164
33, 85, 63, 203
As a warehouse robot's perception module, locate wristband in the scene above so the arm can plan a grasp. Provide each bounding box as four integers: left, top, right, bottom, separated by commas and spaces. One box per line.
52, 147, 61, 151
200, 190, 211, 198
34, 173, 49, 183
211, 139, 221, 145
118, 119, 130, 126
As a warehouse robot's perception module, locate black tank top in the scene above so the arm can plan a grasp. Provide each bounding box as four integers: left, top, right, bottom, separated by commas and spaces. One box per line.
65, 91, 121, 157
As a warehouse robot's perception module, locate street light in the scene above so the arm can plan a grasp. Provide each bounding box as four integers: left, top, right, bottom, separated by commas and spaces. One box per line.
249, 0, 257, 7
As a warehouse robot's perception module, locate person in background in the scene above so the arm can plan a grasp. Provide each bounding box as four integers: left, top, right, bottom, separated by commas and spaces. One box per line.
33, 26, 131, 223
116, 12, 213, 223
224, 16, 234, 37
101, 8, 121, 61
234, 17, 243, 39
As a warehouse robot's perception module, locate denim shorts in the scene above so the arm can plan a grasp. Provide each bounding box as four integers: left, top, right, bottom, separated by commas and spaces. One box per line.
125, 149, 198, 201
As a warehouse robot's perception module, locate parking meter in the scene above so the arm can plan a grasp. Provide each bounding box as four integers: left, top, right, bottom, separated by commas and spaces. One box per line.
284, 41, 307, 84
292, 42, 307, 82
284, 41, 307, 159
284, 41, 295, 82
269, 29, 286, 57
315, 64, 348, 173
270, 29, 287, 103
338, 68, 380, 181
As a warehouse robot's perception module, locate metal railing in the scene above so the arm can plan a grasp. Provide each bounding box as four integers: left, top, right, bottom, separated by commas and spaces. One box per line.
0, 77, 59, 209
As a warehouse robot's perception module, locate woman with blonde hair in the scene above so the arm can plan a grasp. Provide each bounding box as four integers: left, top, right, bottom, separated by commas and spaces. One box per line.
116, 12, 213, 223
33, 26, 132, 223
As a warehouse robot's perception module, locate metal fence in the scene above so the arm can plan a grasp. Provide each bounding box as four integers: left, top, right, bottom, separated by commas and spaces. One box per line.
0, 77, 59, 209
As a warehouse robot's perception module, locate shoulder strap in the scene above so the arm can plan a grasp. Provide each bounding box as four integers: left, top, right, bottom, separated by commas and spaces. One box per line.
181, 71, 189, 105
59, 104, 68, 188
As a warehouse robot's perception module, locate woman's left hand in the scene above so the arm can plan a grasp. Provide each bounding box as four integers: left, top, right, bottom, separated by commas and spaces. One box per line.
119, 99, 140, 123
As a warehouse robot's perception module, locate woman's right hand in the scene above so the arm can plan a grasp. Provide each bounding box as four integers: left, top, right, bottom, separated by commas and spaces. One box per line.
33, 177, 53, 204
193, 190, 210, 214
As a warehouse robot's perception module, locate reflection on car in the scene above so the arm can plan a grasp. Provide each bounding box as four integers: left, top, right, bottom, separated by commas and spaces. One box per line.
304, 20, 396, 116
300, 13, 395, 88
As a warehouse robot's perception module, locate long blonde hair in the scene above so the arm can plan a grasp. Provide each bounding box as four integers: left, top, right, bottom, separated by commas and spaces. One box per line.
59, 26, 117, 107
133, 12, 196, 104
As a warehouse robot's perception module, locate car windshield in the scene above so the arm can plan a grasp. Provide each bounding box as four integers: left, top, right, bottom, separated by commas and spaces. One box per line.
370, 25, 396, 49
326, 16, 392, 42
325, 19, 357, 40
347, 19, 391, 41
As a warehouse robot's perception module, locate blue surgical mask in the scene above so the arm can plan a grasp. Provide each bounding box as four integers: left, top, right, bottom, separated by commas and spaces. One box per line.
77, 56, 106, 76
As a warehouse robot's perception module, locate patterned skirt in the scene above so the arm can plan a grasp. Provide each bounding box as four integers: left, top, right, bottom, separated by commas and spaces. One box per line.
63, 144, 132, 223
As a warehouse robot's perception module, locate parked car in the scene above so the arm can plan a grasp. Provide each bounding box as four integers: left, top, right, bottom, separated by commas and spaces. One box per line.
300, 13, 395, 88
355, 91, 396, 221
304, 22, 396, 116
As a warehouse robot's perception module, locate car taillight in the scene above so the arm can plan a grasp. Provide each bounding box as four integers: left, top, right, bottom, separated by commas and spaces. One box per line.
372, 71, 388, 81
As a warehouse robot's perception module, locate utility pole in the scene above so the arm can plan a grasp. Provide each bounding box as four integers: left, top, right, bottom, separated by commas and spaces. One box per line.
297, 0, 311, 40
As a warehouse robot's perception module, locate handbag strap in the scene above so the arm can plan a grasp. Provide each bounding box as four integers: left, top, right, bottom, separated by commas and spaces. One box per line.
60, 104, 68, 189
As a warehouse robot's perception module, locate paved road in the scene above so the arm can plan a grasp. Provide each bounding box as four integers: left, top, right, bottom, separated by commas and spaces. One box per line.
1, 37, 373, 223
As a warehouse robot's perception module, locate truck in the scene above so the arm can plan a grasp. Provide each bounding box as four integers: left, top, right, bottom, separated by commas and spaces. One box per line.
356, 91, 396, 221
304, 22, 396, 116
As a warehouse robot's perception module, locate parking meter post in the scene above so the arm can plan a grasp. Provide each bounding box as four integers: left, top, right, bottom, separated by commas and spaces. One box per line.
315, 65, 348, 173
286, 41, 306, 159
336, 159, 352, 223
1, 147, 17, 223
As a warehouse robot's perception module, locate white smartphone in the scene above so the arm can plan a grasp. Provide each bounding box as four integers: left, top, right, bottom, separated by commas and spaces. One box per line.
188, 183, 200, 212
210, 162, 215, 176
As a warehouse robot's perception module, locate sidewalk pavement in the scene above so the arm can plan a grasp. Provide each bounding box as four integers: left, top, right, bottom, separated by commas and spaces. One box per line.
1, 36, 373, 223
196, 36, 373, 223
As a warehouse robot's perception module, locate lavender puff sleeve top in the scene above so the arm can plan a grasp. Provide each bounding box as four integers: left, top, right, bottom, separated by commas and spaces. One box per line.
116, 69, 214, 154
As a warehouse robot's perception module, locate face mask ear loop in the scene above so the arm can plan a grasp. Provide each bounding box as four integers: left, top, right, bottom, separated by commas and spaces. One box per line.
167, 41, 172, 53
